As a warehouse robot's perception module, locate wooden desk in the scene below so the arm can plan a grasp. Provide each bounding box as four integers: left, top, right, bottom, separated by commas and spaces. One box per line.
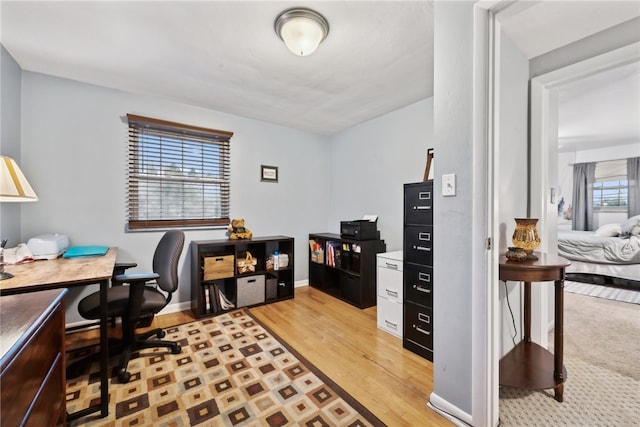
0, 248, 117, 420
498, 253, 571, 402
1, 289, 67, 426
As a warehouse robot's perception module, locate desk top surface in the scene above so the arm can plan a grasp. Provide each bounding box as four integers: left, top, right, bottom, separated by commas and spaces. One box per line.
0, 247, 117, 295
0, 288, 67, 365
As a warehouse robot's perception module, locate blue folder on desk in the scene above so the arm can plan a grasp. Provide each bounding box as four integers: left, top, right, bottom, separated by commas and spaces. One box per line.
63, 245, 109, 258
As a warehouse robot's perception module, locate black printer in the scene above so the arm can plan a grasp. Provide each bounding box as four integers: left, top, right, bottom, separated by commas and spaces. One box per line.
340, 219, 379, 240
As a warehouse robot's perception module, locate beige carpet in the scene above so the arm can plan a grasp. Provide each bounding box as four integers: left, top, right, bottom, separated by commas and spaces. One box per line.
499, 291, 640, 426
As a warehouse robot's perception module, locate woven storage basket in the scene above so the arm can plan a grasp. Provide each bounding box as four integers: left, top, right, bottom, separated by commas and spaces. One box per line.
237, 251, 257, 274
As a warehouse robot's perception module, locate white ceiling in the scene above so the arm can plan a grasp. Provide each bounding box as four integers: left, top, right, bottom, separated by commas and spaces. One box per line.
557, 60, 640, 153
500, 1, 640, 154
1, 1, 639, 137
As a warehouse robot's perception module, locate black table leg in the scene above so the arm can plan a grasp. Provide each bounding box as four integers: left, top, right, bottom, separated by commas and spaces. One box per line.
67, 278, 110, 421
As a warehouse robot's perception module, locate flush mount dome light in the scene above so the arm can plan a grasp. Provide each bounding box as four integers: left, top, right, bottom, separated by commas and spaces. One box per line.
274, 7, 329, 56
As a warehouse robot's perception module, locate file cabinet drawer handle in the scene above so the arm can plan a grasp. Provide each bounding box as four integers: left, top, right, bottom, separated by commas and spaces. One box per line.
385, 262, 399, 270
418, 313, 431, 324
418, 272, 431, 282
385, 320, 398, 329
413, 284, 431, 294
414, 206, 432, 210
416, 326, 431, 336
418, 232, 431, 241
413, 246, 432, 252
385, 289, 398, 297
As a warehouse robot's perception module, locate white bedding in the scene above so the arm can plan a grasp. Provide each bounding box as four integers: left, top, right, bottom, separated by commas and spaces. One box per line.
565, 260, 640, 282
557, 230, 640, 265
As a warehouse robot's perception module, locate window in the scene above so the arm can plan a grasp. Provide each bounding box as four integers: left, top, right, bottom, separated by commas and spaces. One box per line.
593, 160, 628, 211
593, 179, 628, 208
127, 114, 233, 230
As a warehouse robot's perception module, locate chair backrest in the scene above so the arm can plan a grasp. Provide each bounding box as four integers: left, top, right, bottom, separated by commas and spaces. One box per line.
152, 230, 185, 294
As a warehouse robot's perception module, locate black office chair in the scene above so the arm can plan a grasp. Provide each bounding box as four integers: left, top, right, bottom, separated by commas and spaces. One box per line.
76, 230, 185, 383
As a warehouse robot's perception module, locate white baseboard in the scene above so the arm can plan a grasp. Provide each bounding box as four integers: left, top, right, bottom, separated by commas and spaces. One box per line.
66, 280, 311, 329
428, 392, 473, 427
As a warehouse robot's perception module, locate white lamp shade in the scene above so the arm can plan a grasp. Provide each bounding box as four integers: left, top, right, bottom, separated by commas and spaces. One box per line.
0, 156, 38, 202
281, 18, 324, 56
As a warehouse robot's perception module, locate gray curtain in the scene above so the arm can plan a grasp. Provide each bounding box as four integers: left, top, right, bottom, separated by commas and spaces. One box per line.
572, 162, 596, 231
628, 157, 640, 217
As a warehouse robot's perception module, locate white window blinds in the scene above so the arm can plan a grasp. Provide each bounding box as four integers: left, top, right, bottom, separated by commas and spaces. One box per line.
595, 159, 626, 181
127, 114, 233, 230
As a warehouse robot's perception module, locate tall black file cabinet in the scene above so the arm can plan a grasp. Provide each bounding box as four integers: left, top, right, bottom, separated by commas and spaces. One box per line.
403, 181, 434, 361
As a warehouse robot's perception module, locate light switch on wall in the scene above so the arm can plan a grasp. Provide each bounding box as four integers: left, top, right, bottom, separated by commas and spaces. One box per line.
442, 173, 456, 196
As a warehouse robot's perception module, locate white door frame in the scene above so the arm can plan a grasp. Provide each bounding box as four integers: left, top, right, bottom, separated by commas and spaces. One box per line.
478, 1, 534, 425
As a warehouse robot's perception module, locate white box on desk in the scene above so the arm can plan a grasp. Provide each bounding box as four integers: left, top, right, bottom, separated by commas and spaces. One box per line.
27, 233, 69, 260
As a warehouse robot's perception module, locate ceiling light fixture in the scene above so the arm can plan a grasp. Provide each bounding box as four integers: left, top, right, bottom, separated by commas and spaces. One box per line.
274, 8, 329, 57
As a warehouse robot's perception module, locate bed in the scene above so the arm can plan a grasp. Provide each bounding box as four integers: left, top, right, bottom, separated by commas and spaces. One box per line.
557, 215, 640, 289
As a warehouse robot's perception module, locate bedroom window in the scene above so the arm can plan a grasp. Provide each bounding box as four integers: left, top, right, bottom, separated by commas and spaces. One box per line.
126, 114, 233, 230
593, 160, 628, 211
593, 180, 628, 209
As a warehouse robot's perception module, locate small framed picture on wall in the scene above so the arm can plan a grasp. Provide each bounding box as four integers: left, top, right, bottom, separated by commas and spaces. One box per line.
261, 165, 278, 182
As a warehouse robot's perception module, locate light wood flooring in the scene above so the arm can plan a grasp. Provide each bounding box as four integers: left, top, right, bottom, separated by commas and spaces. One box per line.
66, 285, 452, 426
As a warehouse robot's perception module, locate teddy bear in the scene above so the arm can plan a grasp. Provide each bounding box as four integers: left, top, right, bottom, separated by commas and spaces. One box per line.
227, 218, 253, 240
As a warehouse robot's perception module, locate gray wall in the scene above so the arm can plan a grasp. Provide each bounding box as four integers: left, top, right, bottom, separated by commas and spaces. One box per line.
19, 71, 329, 323
327, 98, 434, 252
1, 46, 23, 246
12, 69, 433, 324
431, 1, 480, 417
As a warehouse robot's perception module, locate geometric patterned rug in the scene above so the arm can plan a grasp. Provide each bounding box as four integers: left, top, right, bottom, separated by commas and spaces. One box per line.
66, 309, 385, 426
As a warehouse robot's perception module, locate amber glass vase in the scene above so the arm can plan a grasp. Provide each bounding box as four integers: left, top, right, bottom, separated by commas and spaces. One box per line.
512, 218, 541, 260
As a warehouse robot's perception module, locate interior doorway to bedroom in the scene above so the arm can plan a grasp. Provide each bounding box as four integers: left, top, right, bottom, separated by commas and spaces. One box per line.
530, 43, 640, 262
530, 42, 640, 330
554, 62, 638, 233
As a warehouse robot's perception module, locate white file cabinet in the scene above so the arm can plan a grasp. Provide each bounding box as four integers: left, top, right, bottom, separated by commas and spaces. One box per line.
377, 251, 404, 338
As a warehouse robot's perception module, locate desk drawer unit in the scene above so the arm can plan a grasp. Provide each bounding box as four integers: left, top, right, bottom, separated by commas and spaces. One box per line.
404, 225, 433, 266
378, 259, 403, 304
377, 251, 404, 338
404, 263, 433, 307
0, 290, 66, 427
377, 297, 403, 337
404, 183, 433, 225
404, 302, 434, 360
403, 181, 434, 361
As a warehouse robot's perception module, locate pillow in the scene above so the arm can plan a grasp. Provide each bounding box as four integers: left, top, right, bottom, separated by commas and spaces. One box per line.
620, 215, 640, 236
595, 223, 622, 237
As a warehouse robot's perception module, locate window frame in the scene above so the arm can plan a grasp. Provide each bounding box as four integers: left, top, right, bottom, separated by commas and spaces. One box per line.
593, 178, 628, 212
126, 114, 233, 231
